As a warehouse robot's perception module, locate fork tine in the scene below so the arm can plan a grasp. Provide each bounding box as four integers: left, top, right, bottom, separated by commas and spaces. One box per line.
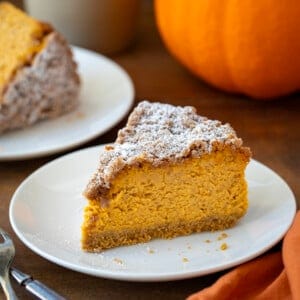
0, 228, 13, 246
0, 228, 18, 299
0, 231, 10, 241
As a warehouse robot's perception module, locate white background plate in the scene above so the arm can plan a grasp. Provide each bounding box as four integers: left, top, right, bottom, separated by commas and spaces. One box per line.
10, 145, 296, 282
0, 47, 134, 160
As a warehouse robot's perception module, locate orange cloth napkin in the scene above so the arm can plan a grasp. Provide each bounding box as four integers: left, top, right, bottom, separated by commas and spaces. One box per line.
188, 211, 300, 300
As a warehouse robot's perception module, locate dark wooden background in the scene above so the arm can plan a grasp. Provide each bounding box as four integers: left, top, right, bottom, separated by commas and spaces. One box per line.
1, 1, 299, 299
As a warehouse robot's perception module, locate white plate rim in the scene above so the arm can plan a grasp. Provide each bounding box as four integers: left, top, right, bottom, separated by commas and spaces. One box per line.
9, 146, 297, 282
0, 47, 134, 161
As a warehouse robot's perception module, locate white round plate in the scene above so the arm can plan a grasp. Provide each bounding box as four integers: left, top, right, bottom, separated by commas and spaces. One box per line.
0, 47, 134, 161
10, 145, 296, 282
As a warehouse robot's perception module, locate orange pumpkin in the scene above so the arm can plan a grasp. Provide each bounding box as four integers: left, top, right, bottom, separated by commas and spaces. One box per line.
155, 0, 300, 100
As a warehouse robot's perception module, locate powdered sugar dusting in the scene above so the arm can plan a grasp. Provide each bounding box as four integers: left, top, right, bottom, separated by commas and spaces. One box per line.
84, 101, 248, 201
117, 101, 238, 159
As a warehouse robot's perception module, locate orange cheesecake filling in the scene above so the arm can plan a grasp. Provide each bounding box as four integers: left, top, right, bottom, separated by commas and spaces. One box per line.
0, 2, 50, 97
82, 147, 249, 251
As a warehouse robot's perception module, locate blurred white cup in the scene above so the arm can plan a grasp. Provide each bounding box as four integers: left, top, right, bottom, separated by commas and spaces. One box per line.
24, 0, 140, 54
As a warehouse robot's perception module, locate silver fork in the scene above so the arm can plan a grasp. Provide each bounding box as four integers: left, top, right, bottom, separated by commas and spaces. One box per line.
0, 228, 18, 300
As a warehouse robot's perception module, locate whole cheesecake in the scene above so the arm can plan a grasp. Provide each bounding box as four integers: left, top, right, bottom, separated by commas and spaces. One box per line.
0, 2, 80, 134
82, 101, 251, 252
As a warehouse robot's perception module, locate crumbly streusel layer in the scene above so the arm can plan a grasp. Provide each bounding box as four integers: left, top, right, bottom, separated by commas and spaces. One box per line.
84, 101, 251, 204
0, 30, 80, 134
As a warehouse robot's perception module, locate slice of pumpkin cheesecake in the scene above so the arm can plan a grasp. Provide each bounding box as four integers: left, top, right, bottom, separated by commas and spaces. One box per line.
82, 101, 251, 252
0, 2, 80, 134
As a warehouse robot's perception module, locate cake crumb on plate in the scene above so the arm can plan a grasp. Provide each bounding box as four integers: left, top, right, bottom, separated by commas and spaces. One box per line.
146, 246, 155, 254
217, 232, 228, 240
113, 258, 124, 265
220, 243, 228, 251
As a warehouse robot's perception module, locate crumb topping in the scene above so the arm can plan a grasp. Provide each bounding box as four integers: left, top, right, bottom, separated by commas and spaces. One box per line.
0, 31, 80, 133
85, 101, 250, 201
116, 101, 241, 158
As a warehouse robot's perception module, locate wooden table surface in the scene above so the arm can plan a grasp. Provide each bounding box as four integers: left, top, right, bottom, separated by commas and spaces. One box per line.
1, 2, 299, 299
